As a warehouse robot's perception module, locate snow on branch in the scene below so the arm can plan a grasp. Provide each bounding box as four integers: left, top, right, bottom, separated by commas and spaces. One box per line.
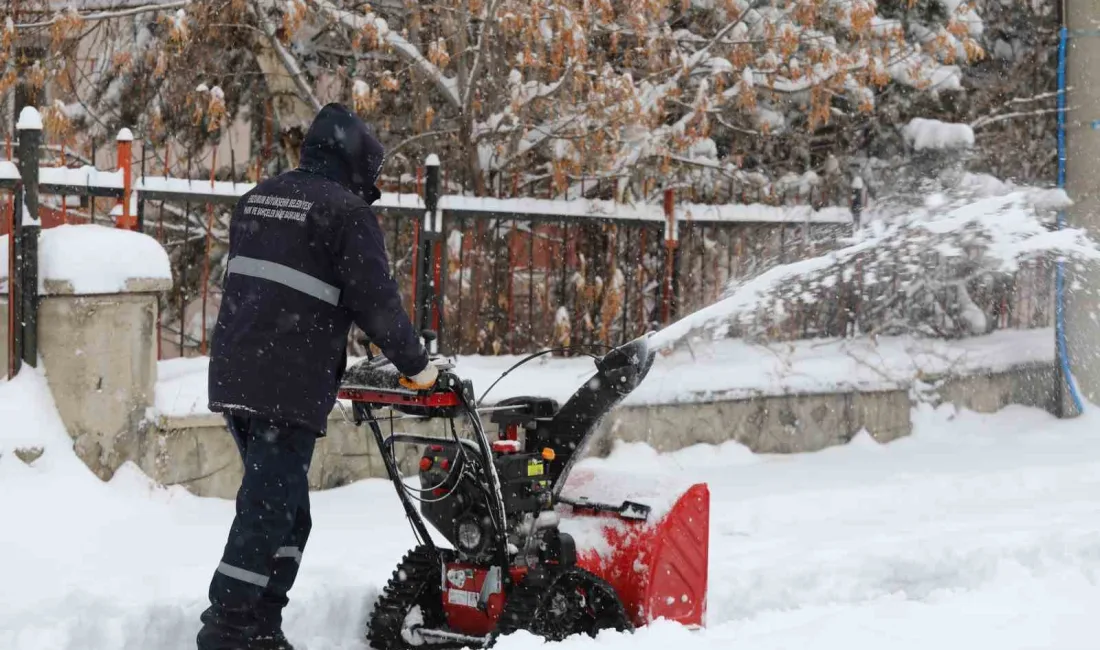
310, 0, 461, 109
13, 1, 188, 29
903, 118, 975, 151
253, 0, 323, 113
651, 176, 1098, 348
16, 0, 1004, 205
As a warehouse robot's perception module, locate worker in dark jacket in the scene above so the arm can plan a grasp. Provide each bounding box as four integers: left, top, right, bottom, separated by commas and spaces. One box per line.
197, 103, 438, 650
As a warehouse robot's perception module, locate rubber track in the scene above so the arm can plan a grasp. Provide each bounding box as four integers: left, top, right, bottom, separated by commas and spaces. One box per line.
494, 567, 632, 643
367, 546, 457, 650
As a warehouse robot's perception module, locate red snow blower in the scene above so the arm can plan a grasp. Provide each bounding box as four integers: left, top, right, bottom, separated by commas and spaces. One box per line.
338, 334, 709, 648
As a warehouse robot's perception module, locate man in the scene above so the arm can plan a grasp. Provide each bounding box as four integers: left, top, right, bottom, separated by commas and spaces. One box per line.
198, 103, 439, 650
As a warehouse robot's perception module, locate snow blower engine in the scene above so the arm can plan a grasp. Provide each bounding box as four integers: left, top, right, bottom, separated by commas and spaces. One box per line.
338, 333, 710, 648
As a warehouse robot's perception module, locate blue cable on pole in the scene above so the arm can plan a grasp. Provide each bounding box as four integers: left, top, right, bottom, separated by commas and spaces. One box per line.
1056, 24, 1085, 414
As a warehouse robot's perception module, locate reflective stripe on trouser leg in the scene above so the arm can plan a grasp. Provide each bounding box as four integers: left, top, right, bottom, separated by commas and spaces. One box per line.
257, 493, 312, 630
217, 562, 270, 588
206, 417, 317, 615
273, 547, 302, 563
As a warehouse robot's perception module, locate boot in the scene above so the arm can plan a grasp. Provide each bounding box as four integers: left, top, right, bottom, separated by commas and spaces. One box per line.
196, 605, 255, 650
249, 629, 295, 650
250, 605, 294, 650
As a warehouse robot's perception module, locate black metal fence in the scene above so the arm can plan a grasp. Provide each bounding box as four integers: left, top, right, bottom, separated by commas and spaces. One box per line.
9, 117, 1052, 372
95, 139, 856, 359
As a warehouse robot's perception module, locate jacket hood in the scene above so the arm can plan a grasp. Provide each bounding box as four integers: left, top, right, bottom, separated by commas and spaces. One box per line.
298, 103, 384, 204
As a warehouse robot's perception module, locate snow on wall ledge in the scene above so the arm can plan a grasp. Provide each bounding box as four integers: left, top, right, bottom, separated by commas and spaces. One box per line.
0, 224, 172, 295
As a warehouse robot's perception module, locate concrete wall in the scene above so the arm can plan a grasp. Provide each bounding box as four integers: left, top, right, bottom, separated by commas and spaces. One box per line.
3, 282, 166, 479
592, 389, 911, 455
140, 412, 453, 500
593, 363, 1056, 456
147, 361, 1057, 499
37, 292, 165, 480
936, 363, 1056, 414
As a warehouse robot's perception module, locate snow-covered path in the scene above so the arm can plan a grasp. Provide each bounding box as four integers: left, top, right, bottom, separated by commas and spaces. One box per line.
2, 369, 1099, 649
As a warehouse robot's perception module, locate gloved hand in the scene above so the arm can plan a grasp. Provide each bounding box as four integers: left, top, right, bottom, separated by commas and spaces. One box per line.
399, 361, 440, 391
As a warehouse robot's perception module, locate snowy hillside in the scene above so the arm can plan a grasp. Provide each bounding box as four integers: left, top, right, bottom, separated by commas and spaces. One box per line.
3, 367, 1099, 649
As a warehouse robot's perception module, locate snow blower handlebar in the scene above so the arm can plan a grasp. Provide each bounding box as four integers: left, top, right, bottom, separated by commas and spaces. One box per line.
338, 333, 656, 536
344, 366, 511, 575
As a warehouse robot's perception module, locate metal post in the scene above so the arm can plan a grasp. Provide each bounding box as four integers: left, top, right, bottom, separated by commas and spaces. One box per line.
661, 188, 679, 325
430, 159, 444, 350
9, 183, 22, 378
433, 235, 447, 351
16, 108, 41, 368
116, 128, 135, 229
417, 154, 443, 354
850, 176, 864, 232
1058, 18, 1100, 416
137, 140, 147, 233
21, 223, 38, 367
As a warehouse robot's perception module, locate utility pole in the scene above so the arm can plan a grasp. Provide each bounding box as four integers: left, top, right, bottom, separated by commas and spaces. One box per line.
1061, 0, 1100, 415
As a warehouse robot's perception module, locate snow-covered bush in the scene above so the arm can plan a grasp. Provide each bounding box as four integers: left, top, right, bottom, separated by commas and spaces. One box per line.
653, 175, 1100, 347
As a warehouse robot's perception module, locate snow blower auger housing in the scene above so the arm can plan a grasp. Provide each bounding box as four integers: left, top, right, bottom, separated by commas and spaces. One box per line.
338, 334, 710, 648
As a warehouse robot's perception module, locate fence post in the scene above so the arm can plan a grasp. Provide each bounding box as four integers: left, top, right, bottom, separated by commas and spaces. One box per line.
416, 154, 444, 354
137, 139, 147, 233
8, 182, 22, 378
430, 163, 447, 354
661, 188, 680, 325
116, 128, 135, 229
850, 176, 864, 231
16, 107, 41, 368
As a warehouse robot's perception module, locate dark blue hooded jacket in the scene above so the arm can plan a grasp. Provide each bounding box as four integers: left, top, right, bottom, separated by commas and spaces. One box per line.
208, 103, 429, 434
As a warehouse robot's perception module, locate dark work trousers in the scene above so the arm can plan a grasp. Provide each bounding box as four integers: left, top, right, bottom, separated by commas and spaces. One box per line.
197, 414, 316, 650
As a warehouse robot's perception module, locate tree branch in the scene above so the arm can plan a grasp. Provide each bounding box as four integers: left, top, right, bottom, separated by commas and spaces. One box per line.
14, 1, 189, 29
462, 0, 504, 111
253, 0, 323, 113
970, 107, 1066, 130
387, 127, 460, 158
309, 0, 462, 109
1007, 88, 1067, 105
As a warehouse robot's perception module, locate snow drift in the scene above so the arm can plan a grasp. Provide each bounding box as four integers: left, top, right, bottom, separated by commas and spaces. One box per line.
4, 365, 1100, 649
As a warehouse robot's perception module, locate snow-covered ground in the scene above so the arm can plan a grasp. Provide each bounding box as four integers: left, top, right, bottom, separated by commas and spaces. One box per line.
3, 363, 1099, 649
155, 328, 1054, 418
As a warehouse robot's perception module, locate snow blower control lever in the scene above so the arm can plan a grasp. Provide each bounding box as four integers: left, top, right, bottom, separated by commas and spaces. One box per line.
337, 333, 710, 648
